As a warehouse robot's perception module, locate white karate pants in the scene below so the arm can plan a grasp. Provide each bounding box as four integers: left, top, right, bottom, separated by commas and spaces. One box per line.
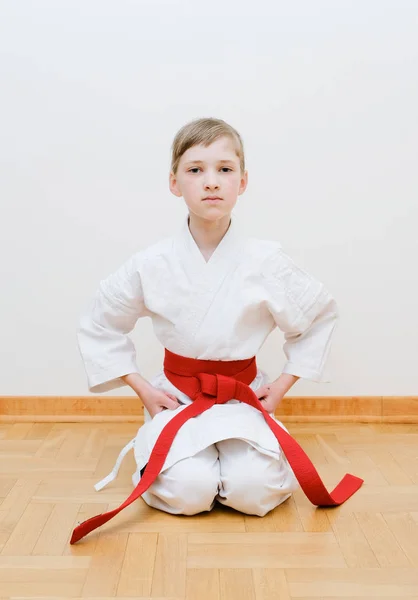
141, 438, 299, 517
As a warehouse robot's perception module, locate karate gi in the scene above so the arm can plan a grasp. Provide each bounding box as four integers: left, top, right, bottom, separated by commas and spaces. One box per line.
77, 215, 339, 517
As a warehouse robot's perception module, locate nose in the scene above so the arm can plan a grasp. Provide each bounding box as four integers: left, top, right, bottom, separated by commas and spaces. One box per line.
204, 170, 220, 190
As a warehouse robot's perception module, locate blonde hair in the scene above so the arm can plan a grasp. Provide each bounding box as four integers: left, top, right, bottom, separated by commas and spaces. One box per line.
170, 117, 245, 175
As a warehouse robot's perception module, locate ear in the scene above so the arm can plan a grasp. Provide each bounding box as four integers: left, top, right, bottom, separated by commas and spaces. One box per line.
238, 170, 248, 195
169, 171, 182, 197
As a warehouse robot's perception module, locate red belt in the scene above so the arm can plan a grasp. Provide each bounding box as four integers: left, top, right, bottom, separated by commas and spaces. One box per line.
70, 349, 363, 544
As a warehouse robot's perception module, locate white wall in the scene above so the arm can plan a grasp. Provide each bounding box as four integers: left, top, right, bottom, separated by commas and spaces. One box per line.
1, 0, 417, 397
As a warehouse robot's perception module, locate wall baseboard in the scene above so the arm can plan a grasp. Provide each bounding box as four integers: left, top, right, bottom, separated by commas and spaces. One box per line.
1, 396, 417, 423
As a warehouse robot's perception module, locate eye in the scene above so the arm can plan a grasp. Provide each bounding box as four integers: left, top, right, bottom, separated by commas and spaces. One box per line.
188, 167, 233, 173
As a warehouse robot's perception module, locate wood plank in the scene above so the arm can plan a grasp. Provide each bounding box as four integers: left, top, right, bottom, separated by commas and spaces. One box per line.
296, 433, 329, 464
151, 533, 187, 598
292, 423, 372, 436
245, 496, 303, 532
292, 489, 333, 532
325, 486, 418, 512
33, 478, 131, 504
187, 532, 345, 569
0, 555, 89, 596
285, 567, 418, 597
327, 510, 379, 567
219, 569, 256, 600
35, 426, 67, 458
0, 456, 96, 478
0, 554, 90, 567
253, 568, 290, 600
81, 533, 128, 597
345, 449, 389, 486
32, 503, 81, 556
105, 500, 246, 534
56, 429, 90, 461
0, 479, 41, 546
0, 555, 89, 582
1, 502, 53, 556
363, 448, 413, 485
24, 422, 53, 439
186, 568, 220, 600
3, 423, 34, 439
315, 433, 351, 464
355, 511, 410, 567
0, 581, 84, 595
383, 512, 418, 566
0, 440, 42, 454
78, 428, 108, 463
390, 448, 418, 484
116, 533, 158, 597
0, 478, 16, 501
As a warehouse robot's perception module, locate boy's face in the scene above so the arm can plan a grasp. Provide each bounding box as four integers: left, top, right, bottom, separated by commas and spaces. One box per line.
169, 136, 248, 223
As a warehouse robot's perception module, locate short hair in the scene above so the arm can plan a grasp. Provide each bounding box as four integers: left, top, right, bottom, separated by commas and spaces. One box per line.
170, 117, 245, 175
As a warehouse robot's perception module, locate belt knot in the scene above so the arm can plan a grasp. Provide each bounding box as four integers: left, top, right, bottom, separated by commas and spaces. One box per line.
196, 372, 237, 404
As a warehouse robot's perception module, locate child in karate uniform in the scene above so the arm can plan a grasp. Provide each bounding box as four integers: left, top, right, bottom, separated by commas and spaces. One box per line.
77, 117, 339, 520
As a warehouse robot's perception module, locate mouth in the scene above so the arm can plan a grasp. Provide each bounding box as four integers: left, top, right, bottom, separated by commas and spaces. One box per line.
203, 197, 223, 202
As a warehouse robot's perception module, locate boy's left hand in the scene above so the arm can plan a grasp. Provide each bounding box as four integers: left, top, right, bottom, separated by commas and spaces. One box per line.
254, 383, 284, 414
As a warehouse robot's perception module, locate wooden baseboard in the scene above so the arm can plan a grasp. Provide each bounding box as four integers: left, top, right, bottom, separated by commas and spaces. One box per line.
1, 396, 417, 423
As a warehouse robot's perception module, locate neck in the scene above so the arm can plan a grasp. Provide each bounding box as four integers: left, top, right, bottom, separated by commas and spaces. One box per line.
187, 213, 232, 254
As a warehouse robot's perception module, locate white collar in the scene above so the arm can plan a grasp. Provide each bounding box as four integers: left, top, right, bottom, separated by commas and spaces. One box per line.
174, 212, 244, 279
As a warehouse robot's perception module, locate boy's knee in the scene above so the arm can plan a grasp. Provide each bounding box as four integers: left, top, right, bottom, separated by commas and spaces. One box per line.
157, 455, 220, 515
219, 460, 298, 516
221, 469, 273, 515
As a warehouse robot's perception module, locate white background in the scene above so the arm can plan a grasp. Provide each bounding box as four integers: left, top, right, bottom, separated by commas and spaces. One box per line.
1, 0, 417, 396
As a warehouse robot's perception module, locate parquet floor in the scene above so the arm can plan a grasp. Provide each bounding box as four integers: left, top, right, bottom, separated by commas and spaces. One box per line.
0, 421, 418, 599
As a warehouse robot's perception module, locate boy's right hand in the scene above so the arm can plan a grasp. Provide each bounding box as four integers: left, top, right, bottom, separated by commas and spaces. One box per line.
140, 386, 181, 418
121, 373, 181, 419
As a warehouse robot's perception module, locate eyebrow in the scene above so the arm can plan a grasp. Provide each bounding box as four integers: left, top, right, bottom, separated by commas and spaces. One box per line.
184, 159, 236, 166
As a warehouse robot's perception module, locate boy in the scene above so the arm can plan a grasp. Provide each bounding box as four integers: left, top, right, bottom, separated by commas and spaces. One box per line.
71, 118, 361, 544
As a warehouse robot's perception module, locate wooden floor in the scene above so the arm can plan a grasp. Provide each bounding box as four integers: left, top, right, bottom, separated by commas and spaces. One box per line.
0, 422, 418, 599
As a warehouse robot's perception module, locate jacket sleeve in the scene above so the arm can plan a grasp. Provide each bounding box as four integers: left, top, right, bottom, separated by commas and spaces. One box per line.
77, 253, 152, 393
262, 248, 338, 382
